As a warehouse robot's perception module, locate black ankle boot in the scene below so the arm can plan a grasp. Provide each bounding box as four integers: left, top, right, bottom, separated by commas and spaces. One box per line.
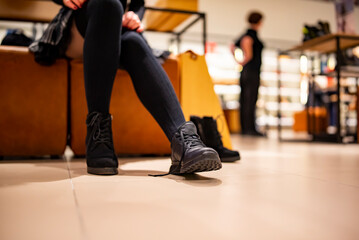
86, 112, 118, 175
190, 116, 240, 163
169, 122, 222, 175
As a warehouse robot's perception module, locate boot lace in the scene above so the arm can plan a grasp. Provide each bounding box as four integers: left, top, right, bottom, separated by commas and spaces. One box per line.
180, 131, 205, 148
88, 113, 112, 143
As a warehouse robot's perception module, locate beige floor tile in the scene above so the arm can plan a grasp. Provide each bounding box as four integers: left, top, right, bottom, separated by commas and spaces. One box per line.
232, 135, 359, 187
0, 160, 82, 240
68, 148, 359, 240
1, 135, 359, 240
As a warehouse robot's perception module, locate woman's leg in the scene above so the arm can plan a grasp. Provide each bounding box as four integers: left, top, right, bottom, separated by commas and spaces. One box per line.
240, 69, 261, 135
119, 31, 221, 174
73, 0, 124, 175
120, 31, 186, 140
74, 0, 123, 114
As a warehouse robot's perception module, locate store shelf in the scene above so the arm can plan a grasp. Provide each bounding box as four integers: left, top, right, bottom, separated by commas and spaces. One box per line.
214, 85, 240, 95
280, 34, 359, 143
289, 34, 359, 54
326, 66, 359, 78
257, 116, 293, 127
259, 86, 301, 97
265, 102, 304, 112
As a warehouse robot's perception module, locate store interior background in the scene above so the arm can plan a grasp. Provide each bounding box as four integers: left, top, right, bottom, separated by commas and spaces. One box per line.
1, 0, 358, 138
1, 1, 359, 240
144, 0, 359, 139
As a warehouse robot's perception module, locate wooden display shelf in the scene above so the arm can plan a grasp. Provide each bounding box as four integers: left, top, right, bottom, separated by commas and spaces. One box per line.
145, 0, 197, 32
278, 34, 359, 143
288, 34, 359, 54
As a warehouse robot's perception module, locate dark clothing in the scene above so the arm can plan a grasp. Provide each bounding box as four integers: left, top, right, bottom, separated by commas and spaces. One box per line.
234, 28, 263, 133
28, 7, 73, 65
235, 29, 263, 71
239, 69, 260, 134
50, 0, 186, 140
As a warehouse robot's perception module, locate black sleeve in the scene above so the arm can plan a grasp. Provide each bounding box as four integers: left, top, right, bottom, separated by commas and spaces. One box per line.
52, 0, 65, 6
129, 0, 145, 20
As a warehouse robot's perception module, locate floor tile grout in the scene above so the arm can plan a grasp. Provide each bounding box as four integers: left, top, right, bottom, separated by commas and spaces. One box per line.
64, 156, 89, 240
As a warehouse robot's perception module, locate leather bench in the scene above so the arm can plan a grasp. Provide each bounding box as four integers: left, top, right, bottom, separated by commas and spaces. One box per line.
0, 46, 68, 156
0, 44, 180, 156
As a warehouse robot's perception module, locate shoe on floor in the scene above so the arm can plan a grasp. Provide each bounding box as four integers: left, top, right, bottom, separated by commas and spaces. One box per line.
86, 112, 118, 175
190, 116, 240, 162
169, 121, 222, 175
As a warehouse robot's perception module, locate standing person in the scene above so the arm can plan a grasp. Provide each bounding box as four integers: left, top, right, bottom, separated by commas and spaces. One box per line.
37, 0, 222, 175
231, 11, 265, 136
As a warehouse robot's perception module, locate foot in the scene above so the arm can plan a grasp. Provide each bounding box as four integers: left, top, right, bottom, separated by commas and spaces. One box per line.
169, 122, 222, 175
86, 112, 118, 175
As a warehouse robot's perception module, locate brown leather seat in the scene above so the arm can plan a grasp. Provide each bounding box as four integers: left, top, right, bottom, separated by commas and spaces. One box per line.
0, 46, 68, 156
69, 57, 181, 155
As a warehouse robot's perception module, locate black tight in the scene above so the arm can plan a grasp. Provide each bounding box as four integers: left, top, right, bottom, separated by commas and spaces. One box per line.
73, 0, 185, 140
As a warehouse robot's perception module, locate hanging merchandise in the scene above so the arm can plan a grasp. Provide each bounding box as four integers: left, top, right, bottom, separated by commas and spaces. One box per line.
335, 0, 356, 34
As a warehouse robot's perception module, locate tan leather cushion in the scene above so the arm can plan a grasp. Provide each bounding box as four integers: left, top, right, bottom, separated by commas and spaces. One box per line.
70, 57, 181, 155
0, 46, 68, 156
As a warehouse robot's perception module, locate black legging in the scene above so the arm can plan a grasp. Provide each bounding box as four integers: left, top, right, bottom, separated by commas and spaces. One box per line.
240, 68, 260, 133
73, 0, 185, 140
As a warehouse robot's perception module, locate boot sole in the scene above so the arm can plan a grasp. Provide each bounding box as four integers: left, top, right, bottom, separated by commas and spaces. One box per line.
87, 167, 118, 175
180, 158, 222, 174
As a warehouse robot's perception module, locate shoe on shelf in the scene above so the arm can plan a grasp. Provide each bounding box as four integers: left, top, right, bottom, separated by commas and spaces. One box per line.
169, 121, 222, 175
86, 112, 118, 175
190, 116, 240, 163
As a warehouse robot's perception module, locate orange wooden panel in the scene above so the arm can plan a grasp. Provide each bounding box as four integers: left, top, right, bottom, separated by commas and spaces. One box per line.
145, 0, 198, 32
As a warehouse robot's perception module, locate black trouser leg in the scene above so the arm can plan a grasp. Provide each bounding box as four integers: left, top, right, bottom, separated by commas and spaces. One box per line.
120, 31, 186, 140
74, 0, 123, 114
239, 69, 260, 133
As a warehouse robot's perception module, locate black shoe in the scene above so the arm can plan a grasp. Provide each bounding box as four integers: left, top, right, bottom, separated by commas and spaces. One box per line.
190, 116, 240, 163
86, 112, 118, 175
169, 122, 222, 175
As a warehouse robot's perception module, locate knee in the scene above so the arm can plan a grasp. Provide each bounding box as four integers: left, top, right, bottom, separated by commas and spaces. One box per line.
88, 0, 124, 17
122, 31, 147, 51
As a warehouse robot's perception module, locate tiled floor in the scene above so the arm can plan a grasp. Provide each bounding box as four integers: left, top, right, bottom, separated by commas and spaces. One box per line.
1, 134, 359, 240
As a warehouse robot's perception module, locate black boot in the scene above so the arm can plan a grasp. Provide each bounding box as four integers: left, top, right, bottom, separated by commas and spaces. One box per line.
86, 112, 118, 175
169, 122, 222, 175
190, 116, 240, 163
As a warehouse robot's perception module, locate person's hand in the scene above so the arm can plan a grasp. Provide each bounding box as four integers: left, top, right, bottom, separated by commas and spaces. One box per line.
122, 11, 144, 33
63, 0, 87, 10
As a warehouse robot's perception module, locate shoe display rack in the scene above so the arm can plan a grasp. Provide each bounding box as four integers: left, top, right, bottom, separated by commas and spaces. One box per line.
278, 34, 359, 143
